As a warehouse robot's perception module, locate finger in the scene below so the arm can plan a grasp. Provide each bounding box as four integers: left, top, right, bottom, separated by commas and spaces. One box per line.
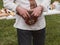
22, 15, 26, 19
36, 14, 40, 17
23, 13, 27, 19
39, 11, 42, 15
34, 13, 38, 17
31, 10, 36, 16
31, 12, 34, 16
26, 12, 30, 18
34, 11, 41, 17
37, 11, 42, 17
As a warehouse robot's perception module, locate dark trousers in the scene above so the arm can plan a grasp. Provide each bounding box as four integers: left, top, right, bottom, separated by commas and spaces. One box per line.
17, 28, 46, 45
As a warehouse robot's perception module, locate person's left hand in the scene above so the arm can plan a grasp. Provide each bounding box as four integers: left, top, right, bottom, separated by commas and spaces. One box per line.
31, 6, 43, 17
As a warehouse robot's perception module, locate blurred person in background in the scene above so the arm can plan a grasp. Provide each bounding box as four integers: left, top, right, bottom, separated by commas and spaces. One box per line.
3, 0, 51, 45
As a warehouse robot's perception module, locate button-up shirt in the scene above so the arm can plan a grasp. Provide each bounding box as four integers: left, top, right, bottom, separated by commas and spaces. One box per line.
3, 0, 51, 30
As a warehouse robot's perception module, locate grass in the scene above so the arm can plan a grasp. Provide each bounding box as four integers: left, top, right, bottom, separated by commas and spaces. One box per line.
0, 0, 3, 9
45, 15, 60, 45
0, 15, 60, 45
0, 20, 18, 45
0, 0, 60, 45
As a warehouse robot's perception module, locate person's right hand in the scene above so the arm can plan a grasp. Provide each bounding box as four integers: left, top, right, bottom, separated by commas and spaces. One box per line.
16, 6, 30, 19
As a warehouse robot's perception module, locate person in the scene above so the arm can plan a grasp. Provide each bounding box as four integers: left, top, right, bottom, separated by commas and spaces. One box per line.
3, 0, 51, 45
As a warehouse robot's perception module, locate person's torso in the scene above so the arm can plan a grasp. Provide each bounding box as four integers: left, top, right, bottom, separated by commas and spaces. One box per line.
14, 0, 46, 30
15, 0, 43, 10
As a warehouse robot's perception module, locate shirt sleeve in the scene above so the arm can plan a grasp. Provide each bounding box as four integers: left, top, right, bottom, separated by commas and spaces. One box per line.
3, 0, 18, 12
40, 0, 51, 11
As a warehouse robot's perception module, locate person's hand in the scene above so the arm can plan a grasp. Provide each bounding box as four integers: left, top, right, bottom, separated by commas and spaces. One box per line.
31, 6, 43, 17
16, 6, 30, 19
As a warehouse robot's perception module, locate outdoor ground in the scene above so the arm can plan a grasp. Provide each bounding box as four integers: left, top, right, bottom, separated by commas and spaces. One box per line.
0, 0, 60, 45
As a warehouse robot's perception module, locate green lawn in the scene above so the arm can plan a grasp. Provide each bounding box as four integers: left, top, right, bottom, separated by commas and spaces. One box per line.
45, 15, 60, 45
0, 0, 60, 45
0, 0, 3, 9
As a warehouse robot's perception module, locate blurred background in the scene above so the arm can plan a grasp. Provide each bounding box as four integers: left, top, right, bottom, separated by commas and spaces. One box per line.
0, 0, 60, 45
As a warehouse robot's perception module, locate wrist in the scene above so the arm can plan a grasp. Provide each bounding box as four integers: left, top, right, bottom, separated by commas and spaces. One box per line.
39, 5, 44, 11
16, 6, 20, 12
